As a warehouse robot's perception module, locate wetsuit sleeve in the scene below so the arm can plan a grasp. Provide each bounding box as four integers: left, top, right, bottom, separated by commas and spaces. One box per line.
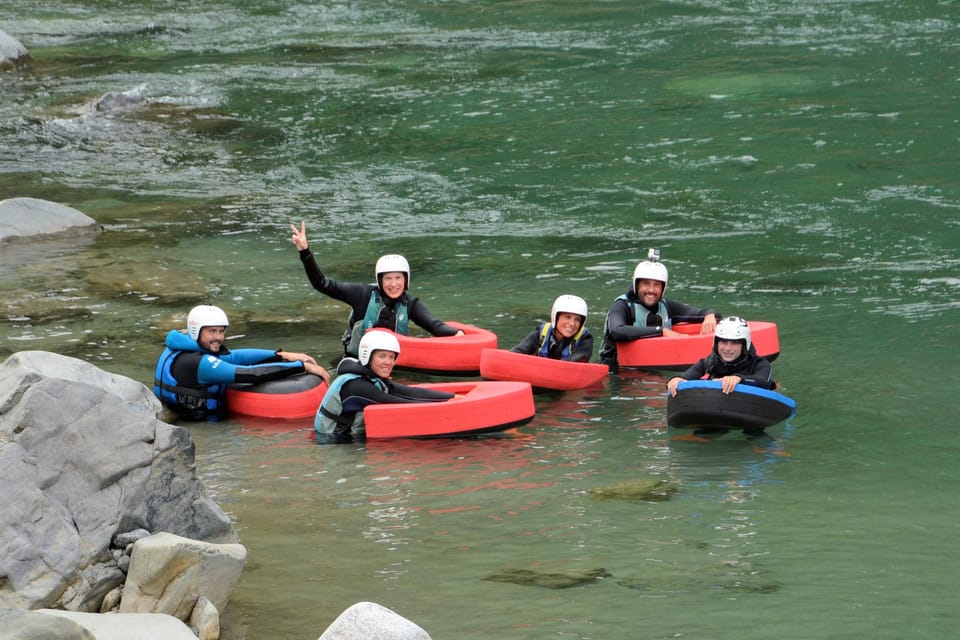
605, 298, 662, 341
298, 248, 373, 312
737, 358, 775, 389
340, 378, 452, 404
196, 354, 305, 385
678, 358, 708, 381
386, 381, 455, 402
222, 348, 282, 365
510, 329, 541, 354
568, 332, 594, 362
406, 297, 459, 337
664, 299, 720, 324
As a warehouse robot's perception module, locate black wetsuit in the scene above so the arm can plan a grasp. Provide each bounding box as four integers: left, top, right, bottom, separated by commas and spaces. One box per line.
599, 289, 719, 369
297, 248, 458, 354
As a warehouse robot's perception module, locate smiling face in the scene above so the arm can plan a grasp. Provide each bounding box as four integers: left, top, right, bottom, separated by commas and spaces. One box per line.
554, 311, 584, 339
379, 272, 406, 300
198, 326, 226, 353
635, 278, 665, 307
368, 349, 398, 378
716, 339, 744, 363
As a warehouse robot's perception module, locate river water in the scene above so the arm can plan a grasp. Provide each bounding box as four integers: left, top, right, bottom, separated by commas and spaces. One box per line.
1, 1, 957, 638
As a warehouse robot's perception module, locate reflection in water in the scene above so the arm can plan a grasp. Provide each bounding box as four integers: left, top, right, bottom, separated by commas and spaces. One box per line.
362, 436, 549, 550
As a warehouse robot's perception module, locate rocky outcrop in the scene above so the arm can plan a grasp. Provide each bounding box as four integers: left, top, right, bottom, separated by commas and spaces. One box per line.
0, 351, 236, 614
0, 29, 29, 70
0, 351, 434, 639
0, 197, 100, 243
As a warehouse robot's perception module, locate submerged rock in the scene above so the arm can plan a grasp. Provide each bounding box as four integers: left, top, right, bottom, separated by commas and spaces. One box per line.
589, 478, 679, 501
88, 90, 149, 114
0, 197, 99, 243
483, 567, 611, 589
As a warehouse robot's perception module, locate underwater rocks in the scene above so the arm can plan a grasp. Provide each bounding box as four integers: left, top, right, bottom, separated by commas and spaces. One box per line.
589, 478, 679, 501
483, 567, 611, 589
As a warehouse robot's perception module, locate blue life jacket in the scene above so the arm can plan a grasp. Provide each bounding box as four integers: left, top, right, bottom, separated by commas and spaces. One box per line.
536, 322, 590, 360
153, 331, 224, 419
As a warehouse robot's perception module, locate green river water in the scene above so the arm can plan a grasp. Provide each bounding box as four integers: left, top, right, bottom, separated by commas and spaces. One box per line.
1, 1, 957, 638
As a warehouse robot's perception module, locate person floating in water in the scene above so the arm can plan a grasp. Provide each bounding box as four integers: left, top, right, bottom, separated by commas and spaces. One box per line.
154, 304, 330, 421
666, 316, 776, 437
315, 329, 454, 443
510, 294, 594, 362
599, 248, 720, 371
290, 221, 463, 358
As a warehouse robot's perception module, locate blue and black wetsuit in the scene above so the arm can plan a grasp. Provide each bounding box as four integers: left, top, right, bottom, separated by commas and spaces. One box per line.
154, 330, 309, 421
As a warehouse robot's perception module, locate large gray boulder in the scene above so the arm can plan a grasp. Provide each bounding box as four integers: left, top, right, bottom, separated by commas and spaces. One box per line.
0, 29, 29, 69
0, 350, 161, 417
0, 352, 237, 612
0, 197, 99, 243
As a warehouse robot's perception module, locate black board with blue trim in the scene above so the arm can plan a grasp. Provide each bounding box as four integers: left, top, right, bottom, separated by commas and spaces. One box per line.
667, 380, 796, 430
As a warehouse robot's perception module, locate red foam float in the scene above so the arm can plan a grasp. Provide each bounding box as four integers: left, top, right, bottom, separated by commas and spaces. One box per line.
478, 348, 608, 391
616, 320, 780, 371
391, 321, 498, 374
226, 373, 328, 419
363, 380, 535, 439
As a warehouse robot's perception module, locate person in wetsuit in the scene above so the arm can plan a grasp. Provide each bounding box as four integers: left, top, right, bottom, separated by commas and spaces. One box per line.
665, 316, 776, 436
510, 294, 594, 362
154, 304, 330, 420
289, 221, 463, 358
599, 248, 720, 371
315, 329, 454, 443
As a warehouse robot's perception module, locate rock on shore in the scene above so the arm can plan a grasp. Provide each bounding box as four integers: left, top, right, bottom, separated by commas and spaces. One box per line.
0, 29, 30, 69
0, 349, 434, 639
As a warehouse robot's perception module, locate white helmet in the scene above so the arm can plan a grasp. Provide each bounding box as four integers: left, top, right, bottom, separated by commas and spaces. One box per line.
358, 329, 401, 366
633, 248, 668, 291
375, 254, 410, 290
551, 294, 588, 327
714, 316, 751, 351
186, 305, 229, 340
